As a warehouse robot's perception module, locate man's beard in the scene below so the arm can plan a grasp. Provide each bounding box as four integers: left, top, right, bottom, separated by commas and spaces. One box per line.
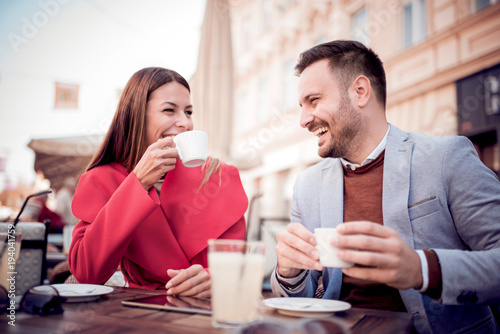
319, 95, 363, 159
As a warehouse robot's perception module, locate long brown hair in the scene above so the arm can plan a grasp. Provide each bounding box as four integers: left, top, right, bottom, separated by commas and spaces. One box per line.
87, 67, 219, 184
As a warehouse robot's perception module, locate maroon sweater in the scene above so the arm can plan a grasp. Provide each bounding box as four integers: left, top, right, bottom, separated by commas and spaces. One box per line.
340, 151, 442, 311
340, 151, 407, 311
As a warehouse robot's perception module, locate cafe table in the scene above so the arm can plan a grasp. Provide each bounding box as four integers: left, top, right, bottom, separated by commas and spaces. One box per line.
1, 287, 413, 333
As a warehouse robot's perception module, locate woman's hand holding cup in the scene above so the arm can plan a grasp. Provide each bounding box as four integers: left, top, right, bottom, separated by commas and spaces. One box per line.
133, 137, 179, 191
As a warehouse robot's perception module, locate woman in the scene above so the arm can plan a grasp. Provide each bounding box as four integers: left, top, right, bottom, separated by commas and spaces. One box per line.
68, 67, 248, 298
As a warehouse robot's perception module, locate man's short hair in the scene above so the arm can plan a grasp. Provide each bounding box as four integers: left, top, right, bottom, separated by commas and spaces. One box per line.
295, 40, 387, 108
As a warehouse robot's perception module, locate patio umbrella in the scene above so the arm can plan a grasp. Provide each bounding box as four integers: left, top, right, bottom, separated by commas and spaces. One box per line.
27, 134, 102, 190
191, 0, 234, 160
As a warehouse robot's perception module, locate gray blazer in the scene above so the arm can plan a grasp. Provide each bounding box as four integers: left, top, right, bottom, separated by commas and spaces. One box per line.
271, 125, 500, 333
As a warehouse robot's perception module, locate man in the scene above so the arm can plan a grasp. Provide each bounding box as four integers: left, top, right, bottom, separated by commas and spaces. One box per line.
271, 40, 500, 333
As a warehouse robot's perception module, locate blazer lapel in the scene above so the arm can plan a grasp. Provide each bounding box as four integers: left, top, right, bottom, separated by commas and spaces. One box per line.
382, 126, 428, 316
382, 125, 415, 248
320, 159, 344, 228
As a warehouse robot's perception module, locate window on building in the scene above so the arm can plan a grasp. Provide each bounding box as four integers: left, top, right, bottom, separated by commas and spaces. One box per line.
55, 82, 79, 109
402, 0, 426, 49
352, 7, 369, 46
469, 130, 500, 174
473, 0, 498, 12
485, 74, 500, 116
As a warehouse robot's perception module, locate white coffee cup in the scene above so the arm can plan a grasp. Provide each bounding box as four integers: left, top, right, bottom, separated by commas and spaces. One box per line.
314, 227, 354, 268
173, 130, 208, 167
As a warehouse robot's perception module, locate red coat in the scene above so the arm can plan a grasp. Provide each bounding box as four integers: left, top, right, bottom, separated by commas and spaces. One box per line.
68, 161, 247, 289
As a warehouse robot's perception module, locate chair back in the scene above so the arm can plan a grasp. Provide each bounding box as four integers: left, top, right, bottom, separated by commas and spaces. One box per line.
0, 221, 50, 296
259, 217, 289, 279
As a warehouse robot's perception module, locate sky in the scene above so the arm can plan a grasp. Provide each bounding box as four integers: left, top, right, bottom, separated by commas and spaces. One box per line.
0, 0, 206, 190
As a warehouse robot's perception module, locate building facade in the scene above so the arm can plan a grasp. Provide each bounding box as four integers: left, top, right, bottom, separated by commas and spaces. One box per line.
227, 0, 500, 222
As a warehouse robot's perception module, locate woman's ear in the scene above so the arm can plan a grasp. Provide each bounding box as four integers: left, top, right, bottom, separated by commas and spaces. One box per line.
350, 76, 371, 108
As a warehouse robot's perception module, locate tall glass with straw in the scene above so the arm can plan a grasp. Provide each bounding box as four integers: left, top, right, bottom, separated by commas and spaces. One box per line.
208, 239, 265, 327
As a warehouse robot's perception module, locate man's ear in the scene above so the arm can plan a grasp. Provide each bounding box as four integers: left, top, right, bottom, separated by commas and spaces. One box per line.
350, 76, 371, 108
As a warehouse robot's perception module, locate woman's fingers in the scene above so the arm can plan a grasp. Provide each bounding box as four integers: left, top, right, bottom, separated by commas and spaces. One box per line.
155, 137, 175, 149
133, 138, 181, 189
166, 265, 211, 297
175, 279, 211, 297
192, 288, 211, 299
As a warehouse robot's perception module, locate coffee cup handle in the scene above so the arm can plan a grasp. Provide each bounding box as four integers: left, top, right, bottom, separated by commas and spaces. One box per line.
173, 139, 183, 161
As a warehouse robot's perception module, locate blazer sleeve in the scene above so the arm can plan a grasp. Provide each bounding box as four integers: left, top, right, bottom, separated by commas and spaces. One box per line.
68, 166, 159, 284
270, 172, 319, 298
434, 136, 500, 304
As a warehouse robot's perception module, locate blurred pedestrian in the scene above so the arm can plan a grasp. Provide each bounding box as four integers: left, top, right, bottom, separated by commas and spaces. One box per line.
21, 192, 64, 233
54, 177, 77, 225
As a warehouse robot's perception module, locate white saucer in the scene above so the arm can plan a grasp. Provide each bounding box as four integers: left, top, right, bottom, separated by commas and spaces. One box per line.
263, 297, 351, 318
51, 284, 114, 302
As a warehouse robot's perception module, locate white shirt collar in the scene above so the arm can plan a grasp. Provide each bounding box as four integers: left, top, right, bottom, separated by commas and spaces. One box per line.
341, 124, 390, 170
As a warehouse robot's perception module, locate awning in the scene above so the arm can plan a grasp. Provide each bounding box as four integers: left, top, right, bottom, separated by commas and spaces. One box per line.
27, 134, 103, 190
191, 0, 234, 160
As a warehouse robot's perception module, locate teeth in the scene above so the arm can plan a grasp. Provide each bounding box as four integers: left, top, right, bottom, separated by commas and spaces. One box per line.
313, 127, 328, 136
